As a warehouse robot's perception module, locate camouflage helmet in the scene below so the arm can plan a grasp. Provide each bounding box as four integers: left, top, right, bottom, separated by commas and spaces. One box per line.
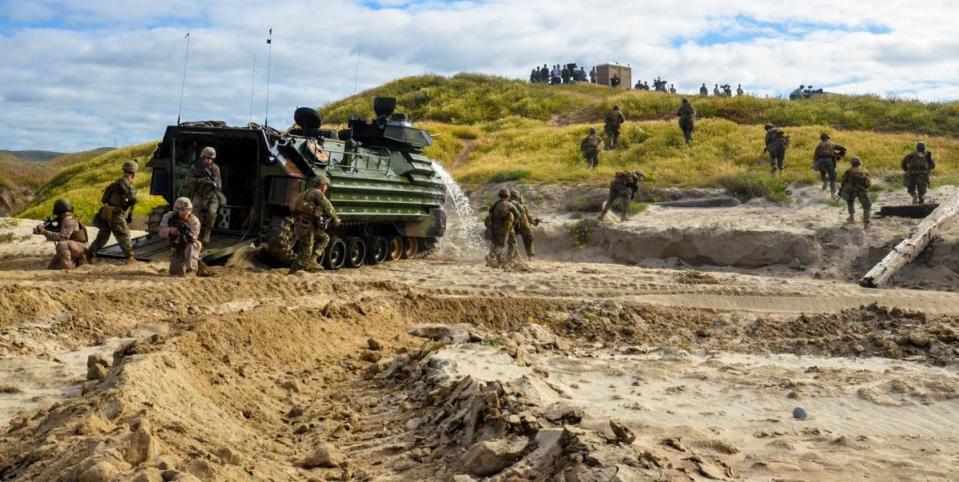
498, 189, 510, 198
850, 156, 862, 166
916, 142, 926, 152
589, 127, 597, 134
820, 133, 830, 141
634, 170, 646, 180
612, 105, 620, 110
200, 146, 216, 159
764, 123, 774, 130
52, 198, 72, 216
173, 197, 193, 210
122, 160, 139, 174
681, 98, 688, 103
509, 189, 522, 200
317, 176, 330, 186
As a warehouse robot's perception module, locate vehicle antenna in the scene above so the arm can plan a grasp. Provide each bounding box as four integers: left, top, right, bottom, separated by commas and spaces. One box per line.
176, 31, 191, 125
265, 28, 273, 127
249, 53, 257, 124
353, 46, 361, 95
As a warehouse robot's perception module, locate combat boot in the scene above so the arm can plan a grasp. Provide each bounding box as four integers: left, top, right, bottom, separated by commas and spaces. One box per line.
911, 193, 919, 204
863, 214, 870, 229
829, 186, 836, 198
846, 214, 855, 224
124, 257, 137, 265
821, 181, 828, 192
918, 196, 925, 205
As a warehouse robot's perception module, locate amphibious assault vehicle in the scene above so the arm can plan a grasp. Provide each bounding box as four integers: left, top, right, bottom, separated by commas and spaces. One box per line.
98, 97, 447, 269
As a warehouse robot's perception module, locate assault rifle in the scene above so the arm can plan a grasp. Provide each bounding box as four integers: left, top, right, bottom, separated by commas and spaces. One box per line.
168, 216, 196, 246
33, 217, 58, 235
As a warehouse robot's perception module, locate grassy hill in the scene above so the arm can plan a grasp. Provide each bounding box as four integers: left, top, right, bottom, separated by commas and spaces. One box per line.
14, 73, 959, 219
19, 144, 165, 222
0, 150, 65, 163
323, 74, 959, 191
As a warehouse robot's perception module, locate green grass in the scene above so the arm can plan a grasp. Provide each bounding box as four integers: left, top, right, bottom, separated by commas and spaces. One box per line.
719, 172, 790, 202
19, 143, 166, 222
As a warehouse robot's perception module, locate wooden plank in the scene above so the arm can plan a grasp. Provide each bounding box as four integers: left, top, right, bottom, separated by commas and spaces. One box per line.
860, 193, 959, 288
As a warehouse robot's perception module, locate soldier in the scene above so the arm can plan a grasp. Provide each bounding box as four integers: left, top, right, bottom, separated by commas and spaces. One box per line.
812, 133, 846, 197
699, 83, 708, 96
713, 84, 720, 96
158, 197, 202, 277
736, 84, 744, 96
289, 176, 341, 273
763, 123, 789, 174
838, 157, 872, 228
580, 127, 604, 168
610, 74, 621, 88
189, 146, 224, 244
604, 105, 626, 149
598, 171, 645, 222
677, 98, 696, 145
485, 189, 516, 266
86, 160, 138, 263
789, 85, 805, 100
509, 190, 540, 259
669, 84, 677, 94
901, 142, 935, 204
34, 198, 88, 269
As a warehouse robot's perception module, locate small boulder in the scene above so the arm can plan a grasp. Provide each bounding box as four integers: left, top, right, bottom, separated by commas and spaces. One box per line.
303, 442, 344, 468
87, 363, 109, 381
367, 338, 383, 351
124, 421, 161, 465
461, 436, 529, 476
360, 351, 382, 363
78, 461, 118, 482
609, 420, 636, 444
408, 324, 469, 343
217, 447, 241, 465
183, 459, 213, 479
793, 407, 807, 420
131, 468, 164, 482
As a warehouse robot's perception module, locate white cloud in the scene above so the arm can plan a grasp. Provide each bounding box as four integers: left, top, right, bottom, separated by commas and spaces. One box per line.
0, 0, 957, 151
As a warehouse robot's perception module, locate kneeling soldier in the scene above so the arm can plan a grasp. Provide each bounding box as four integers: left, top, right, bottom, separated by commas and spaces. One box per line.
34, 198, 89, 269
159, 197, 202, 277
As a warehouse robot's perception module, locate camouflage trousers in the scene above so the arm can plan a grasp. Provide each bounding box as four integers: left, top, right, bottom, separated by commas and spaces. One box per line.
192, 191, 220, 242
679, 120, 694, 144
604, 127, 621, 148
513, 221, 534, 257
599, 192, 631, 221
487, 221, 514, 266
292, 217, 330, 269
583, 151, 599, 169
87, 207, 133, 259
768, 147, 786, 171
169, 241, 201, 277
814, 158, 837, 190
842, 189, 871, 217
904, 172, 929, 202
48, 240, 87, 270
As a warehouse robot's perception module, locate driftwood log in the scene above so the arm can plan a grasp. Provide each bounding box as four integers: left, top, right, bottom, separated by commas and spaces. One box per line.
860, 194, 959, 288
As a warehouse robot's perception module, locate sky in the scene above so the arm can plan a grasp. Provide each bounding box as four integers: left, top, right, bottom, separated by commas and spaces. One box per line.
1, 0, 958, 152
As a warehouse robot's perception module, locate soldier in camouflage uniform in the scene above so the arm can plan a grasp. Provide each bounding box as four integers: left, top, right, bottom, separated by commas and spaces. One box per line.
812, 133, 846, 197
677, 98, 696, 145
189, 146, 224, 243
598, 171, 644, 222
580, 127, 604, 169
87, 160, 138, 263
34, 198, 88, 270
290, 176, 340, 273
839, 157, 872, 228
901, 142, 935, 205
509, 190, 540, 258
158, 197, 202, 277
763, 123, 789, 174
485, 189, 517, 266
603, 105, 626, 149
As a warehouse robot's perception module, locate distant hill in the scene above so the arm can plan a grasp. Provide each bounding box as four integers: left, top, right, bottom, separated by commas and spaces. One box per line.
0, 150, 64, 163
0, 147, 118, 216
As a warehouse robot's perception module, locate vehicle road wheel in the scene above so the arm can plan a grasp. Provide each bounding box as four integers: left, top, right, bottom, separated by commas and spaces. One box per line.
324, 237, 347, 270
346, 237, 366, 268
387, 235, 403, 261
367, 236, 388, 265
264, 216, 296, 265
401, 237, 418, 259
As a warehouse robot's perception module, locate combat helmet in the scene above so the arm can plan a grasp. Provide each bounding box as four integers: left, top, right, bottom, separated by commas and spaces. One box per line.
498, 189, 510, 198
589, 127, 597, 134
173, 197, 193, 210
52, 198, 72, 216
509, 189, 522, 201
820, 133, 830, 141
201, 146, 217, 159
850, 156, 862, 166
916, 142, 926, 152
764, 123, 774, 130
122, 160, 139, 174
317, 176, 330, 186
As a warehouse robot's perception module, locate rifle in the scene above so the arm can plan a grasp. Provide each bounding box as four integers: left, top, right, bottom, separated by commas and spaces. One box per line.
168, 216, 196, 246
33, 217, 58, 235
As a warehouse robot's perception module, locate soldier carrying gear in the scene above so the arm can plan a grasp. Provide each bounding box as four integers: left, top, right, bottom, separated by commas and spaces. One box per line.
699, 83, 708, 96
289, 176, 340, 273
87, 160, 138, 263
812, 133, 846, 197
34, 198, 89, 270
189, 146, 225, 243
598, 171, 645, 222
839, 156, 872, 228
158, 197, 203, 277
485, 189, 518, 267
901, 141, 935, 205
677, 98, 696, 145
509, 190, 540, 259
603, 105, 626, 149
763, 124, 789, 174
580, 127, 604, 169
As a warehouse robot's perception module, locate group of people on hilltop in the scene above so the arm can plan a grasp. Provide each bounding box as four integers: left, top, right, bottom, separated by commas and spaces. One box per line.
790, 84, 825, 100
530, 63, 589, 85
634, 77, 676, 93
699, 83, 745, 97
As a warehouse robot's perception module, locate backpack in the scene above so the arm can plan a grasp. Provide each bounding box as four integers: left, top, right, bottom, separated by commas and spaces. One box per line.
849, 168, 871, 188
906, 152, 928, 171
101, 178, 129, 207
491, 199, 510, 222
814, 142, 834, 159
